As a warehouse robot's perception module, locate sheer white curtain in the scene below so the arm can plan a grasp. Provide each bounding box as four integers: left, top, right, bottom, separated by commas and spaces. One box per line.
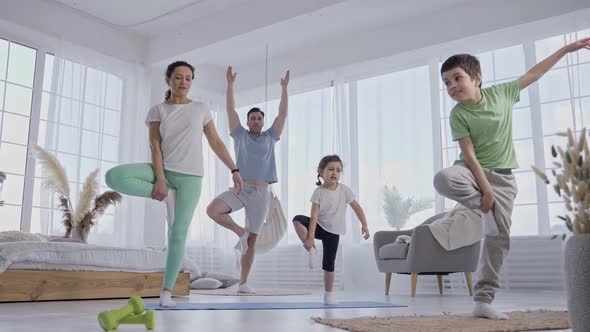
33, 44, 149, 247
174, 67, 435, 288
182, 83, 357, 278
186, 99, 232, 248
356, 66, 436, 234
341, 67, 437, 292
178, 10, 589, 290
286, 85, 353, 243
183, 100, 239, 274
182, 66, 246, 252
116, 65, 150, 248
189, 83, 358, 248
536, 28, 590, 234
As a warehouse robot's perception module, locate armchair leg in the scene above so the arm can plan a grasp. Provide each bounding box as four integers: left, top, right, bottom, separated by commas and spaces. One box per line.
465, 272, 473, 296
411, 272, 418, 297
437, 275, 443, 295
385, 272, 392, 295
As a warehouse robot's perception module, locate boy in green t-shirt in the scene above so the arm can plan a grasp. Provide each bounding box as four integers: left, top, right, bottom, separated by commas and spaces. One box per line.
434, 37, 590, 320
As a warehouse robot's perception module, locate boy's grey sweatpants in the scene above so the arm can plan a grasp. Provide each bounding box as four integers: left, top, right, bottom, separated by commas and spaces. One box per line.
433, 161, 518, 304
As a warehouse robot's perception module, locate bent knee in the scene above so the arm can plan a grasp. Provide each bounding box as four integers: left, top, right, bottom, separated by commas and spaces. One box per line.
105, 168, 121, 191
433, 168, 453, 193
207, 199, 232, 219
206, 203, 222, 219
292, 215, 307, 223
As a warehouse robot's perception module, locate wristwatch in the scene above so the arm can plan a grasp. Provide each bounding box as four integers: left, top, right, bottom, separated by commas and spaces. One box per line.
231, 169, 240, 174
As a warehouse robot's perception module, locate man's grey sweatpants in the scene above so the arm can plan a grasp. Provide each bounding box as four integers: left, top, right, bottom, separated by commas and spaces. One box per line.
433, 161, 518, 304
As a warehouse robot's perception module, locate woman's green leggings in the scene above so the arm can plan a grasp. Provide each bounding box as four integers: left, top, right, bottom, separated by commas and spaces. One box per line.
105, 163, 202, 290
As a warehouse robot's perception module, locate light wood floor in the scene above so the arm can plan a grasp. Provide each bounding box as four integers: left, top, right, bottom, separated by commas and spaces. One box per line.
0, 289, 570, 332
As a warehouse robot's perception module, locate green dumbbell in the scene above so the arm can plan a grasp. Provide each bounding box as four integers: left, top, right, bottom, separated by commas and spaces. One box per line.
118, 310, 156, 330
98, 297, 145, 331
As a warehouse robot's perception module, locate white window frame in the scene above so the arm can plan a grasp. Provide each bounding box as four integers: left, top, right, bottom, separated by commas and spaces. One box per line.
0, 30, 125, 235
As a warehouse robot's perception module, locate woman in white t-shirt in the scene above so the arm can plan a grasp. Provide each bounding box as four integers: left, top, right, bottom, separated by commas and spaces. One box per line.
292, 154, 370, 304
106, 61, 243, 307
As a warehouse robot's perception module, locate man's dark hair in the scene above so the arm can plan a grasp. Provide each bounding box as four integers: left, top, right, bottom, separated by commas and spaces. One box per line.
247, 107, 265, 119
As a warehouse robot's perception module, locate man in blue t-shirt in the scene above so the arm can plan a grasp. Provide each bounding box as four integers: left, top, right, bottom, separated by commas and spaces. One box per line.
207, 66, 290, 294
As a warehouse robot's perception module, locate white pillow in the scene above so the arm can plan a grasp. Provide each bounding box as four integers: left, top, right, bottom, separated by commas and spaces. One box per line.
0, 231, 47, 243
190, 278, 222, 290
204, 272, 240, 288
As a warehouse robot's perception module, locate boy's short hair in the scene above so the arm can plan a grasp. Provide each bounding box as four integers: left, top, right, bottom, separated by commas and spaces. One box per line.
441, 54, 482, 88
247, 107, 265, 119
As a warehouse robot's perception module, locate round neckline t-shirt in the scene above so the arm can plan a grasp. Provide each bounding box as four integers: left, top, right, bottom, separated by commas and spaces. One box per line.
145, 101, 213, 176
310, 183, 356, 235
449, 80, 521, 169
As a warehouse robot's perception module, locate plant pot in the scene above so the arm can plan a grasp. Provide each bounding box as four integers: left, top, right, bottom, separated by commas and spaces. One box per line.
564, 234, 590, 331
71, 228, 85, 243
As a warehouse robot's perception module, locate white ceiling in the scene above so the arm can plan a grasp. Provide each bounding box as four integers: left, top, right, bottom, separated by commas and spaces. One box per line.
158, 0, 473, 66
54, 0, 247, 30
9, 0, 588, 78
47, 0, 476, 64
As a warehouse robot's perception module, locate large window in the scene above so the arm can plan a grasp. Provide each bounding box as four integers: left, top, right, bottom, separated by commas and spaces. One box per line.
185, 27, 590, 242
536, 29, 590, 234
287, 87, 336, 242
187, 110, 225, 247
0, 39, 37, 231
358, 66, 435, 233
188, 89, 341, 246
31, 54, 123, 240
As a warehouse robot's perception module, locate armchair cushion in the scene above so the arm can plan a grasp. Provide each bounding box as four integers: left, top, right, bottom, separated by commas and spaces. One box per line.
378, 242, 409, 259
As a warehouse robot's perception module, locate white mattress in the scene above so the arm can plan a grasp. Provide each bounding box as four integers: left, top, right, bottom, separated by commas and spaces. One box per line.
8, 262, 192, 273
0, 241, 199, 276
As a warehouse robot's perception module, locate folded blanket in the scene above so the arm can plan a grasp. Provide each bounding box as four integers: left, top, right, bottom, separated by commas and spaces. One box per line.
394, 235, 412, 244
427, 204, 482, 250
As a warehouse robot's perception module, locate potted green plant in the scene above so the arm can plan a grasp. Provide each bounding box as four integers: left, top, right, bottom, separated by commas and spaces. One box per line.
532, 128, 590, 332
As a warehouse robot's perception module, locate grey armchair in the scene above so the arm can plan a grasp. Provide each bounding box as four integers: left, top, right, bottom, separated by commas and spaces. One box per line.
373, 213, 480, 297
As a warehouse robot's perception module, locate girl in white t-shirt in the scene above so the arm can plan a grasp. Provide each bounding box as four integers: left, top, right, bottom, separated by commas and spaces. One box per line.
292, 154, 370, 304
106, 61, 243, 307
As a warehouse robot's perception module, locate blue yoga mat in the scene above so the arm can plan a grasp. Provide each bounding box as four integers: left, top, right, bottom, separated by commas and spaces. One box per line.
145, 301, 406, 310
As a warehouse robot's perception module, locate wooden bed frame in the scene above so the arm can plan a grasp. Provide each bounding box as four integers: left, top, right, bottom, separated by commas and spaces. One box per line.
0, 270, 190, 302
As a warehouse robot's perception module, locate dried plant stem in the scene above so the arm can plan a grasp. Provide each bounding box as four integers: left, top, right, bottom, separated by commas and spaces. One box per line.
532, 128, 590, 234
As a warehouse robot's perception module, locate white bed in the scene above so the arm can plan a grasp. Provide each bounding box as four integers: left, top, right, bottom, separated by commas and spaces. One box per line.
0, 241, 198, 302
